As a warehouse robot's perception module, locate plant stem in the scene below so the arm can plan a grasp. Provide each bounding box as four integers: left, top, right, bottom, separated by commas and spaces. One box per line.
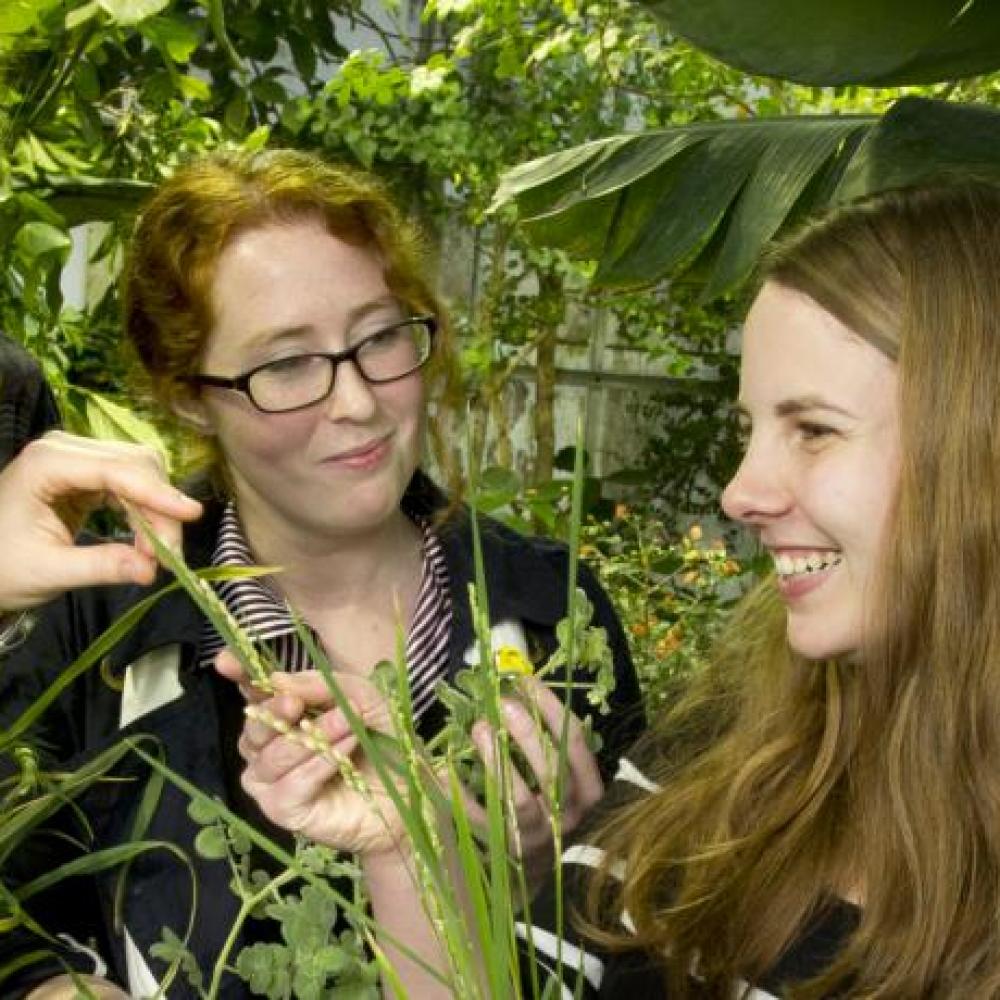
207, 868, 297, 998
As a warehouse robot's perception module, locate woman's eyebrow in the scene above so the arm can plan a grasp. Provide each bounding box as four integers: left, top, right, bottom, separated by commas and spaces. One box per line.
241, 295, 403, 354
774, 396, 855, 419
242, 324, 313, 355
344, 294, 403, 327
733, 397, 856, 421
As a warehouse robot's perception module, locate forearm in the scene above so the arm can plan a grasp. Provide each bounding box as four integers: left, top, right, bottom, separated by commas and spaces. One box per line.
363, 839, 485, 1000
364, 848, 454, 1000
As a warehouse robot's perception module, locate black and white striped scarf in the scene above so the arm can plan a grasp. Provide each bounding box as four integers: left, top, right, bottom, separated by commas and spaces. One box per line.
197, 503, 451, 720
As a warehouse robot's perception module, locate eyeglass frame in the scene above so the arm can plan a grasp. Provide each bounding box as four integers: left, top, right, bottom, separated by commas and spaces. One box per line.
178, 315, 438, 414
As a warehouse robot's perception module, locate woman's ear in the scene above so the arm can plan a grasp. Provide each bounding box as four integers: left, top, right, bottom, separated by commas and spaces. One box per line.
169, 389, 215, 435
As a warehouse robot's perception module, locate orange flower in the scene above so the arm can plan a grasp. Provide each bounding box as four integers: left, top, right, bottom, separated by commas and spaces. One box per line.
656, 634, 681, 656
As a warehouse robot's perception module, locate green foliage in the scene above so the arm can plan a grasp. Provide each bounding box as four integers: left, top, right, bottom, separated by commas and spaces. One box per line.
152, 762, 380, 999
150, 927, 206, 994
580, 509, 766, 709
433, 586, 614, 795
640, 0, 1000, 86
270, 0, 784, 479
474, 465, 596, 536
0, 0, 354, 442
495, 95, 1000, 297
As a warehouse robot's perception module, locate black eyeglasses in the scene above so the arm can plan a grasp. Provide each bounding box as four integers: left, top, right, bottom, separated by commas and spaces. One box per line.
180, 316, 437, 414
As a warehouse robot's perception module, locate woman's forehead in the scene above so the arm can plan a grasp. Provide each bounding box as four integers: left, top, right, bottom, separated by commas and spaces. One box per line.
740, 283, 897, 413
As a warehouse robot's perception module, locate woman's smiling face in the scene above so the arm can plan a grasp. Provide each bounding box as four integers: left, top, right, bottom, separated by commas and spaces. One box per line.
721, 282, 901, 661
183, 218, 426, 548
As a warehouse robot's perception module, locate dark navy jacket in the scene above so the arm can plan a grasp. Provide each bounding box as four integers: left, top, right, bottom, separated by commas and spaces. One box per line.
0, 474, 644, 997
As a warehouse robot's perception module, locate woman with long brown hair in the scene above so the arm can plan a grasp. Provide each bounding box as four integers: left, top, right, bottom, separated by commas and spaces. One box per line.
515, 180, 1000, 998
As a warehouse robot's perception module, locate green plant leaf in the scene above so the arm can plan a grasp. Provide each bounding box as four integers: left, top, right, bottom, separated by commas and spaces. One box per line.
834, 95, 1000, 201
16, 839, 188, 902
140, 14, 201, 62
65, 2, 101, 30
0, 567, 274, 756
13, 221, 71, 262
642, 0, 1000, 85
97, 0, 170, 25
176, 73, 211, 101
39, 175, 154, 226
0, 0, 65, 41
0, 740, 135, 858
193, 824, 228, 859
81, 389, 170, 467
198, 0, 242, 69
186, 795, 222, 826
494, 97, 1000, 297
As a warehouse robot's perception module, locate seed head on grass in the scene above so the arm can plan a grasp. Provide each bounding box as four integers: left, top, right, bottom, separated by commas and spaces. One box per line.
130, 507, 279, 693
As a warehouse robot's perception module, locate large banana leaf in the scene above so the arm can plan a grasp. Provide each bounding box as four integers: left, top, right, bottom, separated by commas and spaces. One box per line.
492, 97, 1000, 297
643, 0, 1000, 86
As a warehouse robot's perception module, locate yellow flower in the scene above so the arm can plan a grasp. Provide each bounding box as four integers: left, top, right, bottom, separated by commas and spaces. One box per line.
496, 645, 534, 675
688, 524, 703, 542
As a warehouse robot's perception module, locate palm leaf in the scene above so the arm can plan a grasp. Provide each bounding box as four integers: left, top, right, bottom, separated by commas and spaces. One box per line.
641, 0, 1000, 86
492, 97, 1000, 298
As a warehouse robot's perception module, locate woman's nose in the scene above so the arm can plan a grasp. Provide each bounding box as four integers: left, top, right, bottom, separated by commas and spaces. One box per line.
720, 441, 792, 525
322, 359, 378, 422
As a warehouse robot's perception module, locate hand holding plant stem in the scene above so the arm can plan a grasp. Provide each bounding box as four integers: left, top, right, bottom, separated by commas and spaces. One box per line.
217, 658, 412, 856
0, 433, 202, 611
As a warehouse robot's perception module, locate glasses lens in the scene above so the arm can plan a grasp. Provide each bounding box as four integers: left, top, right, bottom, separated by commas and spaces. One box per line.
356, 320, 432, 383
248, 355, 333, 412
244, 320, 433, 413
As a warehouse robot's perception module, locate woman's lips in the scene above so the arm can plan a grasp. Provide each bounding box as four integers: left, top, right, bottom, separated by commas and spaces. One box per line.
325, 433, 392, 469
776, 562, 838, 600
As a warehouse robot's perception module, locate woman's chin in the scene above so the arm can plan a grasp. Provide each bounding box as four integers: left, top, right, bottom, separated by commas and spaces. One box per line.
786, 625, 861, 663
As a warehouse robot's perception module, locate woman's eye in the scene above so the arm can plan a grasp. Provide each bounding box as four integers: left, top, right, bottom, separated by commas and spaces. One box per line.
363, 326, 404, 350
797, 421, 834, 442
262, 355, 314, 377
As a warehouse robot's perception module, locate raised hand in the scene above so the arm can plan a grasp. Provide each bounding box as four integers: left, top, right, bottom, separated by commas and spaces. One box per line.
0, 431, 202, 610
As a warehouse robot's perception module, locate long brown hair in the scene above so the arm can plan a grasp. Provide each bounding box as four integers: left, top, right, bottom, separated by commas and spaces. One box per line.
581, 181, 1000, 997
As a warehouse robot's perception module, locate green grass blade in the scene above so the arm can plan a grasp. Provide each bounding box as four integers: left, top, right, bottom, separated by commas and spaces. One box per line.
0, 565, 272, 756
16, 839, 190, 902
